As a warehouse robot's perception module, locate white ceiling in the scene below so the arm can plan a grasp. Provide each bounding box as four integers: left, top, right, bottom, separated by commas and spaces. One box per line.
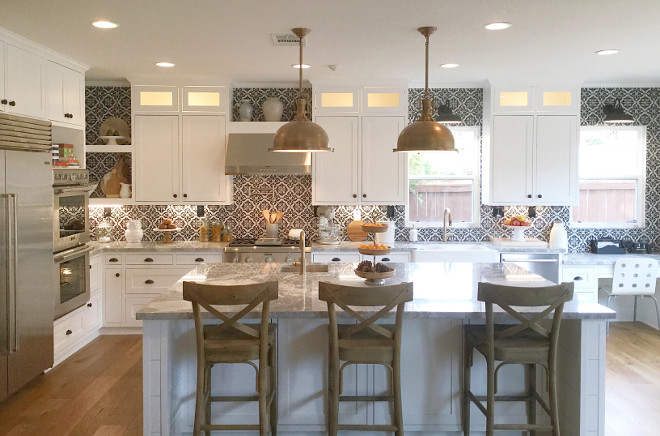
1, 0, 659, 86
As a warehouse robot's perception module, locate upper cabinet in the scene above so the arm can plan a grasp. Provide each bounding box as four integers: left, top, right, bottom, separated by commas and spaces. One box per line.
182, 86, 228, 112
314, 86, 407, 116
133, 85, 179, 112
132, 84, 228, 113
46, 61, 85, 128
361, 87, 408, 115
483, 84, 579, 206
3, 43, 45, 119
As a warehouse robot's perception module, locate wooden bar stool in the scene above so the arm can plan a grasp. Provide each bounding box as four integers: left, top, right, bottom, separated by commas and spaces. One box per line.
318, 281, 413, 436
462, 282, 574, 436
183, 280, 278, 436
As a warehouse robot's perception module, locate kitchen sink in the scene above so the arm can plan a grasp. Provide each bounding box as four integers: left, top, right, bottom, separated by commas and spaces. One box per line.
411, 244, 500, 263
279, 264, 329, 273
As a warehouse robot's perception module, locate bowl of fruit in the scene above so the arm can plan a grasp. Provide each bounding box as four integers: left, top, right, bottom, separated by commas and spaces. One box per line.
503, 215, 532, 242
357, 243, 391, 255
361, 222, 389, 233
355, 260, 395, 284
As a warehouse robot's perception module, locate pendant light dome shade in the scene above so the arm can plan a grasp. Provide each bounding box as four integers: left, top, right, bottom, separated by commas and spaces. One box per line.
271, 28, 332, 153
394, 27, 456, 152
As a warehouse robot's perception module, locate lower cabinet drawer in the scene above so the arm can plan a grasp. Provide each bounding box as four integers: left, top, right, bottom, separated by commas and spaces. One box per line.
176, 253, 223, 265
370, 252, 410, 263
561, 266, 597, 291
125, 296, 158, 327
125, 253, 173, 265
54, 309, 85, 355
125, 268, 191, 294
312, 253, 361, 263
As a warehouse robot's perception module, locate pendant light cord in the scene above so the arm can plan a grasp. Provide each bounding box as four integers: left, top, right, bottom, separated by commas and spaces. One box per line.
298, 35, 304, 98
424, 33, 429, 100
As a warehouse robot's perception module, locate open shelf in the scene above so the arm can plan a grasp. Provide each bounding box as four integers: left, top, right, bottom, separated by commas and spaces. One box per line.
86, 144, 133, 153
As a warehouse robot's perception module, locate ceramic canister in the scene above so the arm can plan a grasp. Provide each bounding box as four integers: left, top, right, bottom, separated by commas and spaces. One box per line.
374, 221, 396, 245
262, 97, 284, 121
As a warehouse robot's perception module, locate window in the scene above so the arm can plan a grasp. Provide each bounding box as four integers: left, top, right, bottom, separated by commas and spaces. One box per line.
406, 126, 480, 227
571, 126, 646, 228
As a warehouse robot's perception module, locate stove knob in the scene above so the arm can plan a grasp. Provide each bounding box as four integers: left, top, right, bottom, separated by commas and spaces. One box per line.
265, 256, 274, 263
285, 256, 293, 264
244, 256, 253, 263
232, 256, 239, 263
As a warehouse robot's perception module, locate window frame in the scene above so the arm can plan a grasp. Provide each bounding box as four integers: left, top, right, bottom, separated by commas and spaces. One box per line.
570, 125, 647, 229
405, 126, 481, 228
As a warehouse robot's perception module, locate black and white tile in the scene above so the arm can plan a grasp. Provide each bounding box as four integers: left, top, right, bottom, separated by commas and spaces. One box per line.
85, 86, 131, 145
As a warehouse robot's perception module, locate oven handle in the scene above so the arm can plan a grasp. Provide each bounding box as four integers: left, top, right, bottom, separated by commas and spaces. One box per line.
54, 245, 94, 263
53, 183, 97, 195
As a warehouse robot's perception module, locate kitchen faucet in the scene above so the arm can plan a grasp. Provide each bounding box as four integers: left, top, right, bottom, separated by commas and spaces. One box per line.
299, 230, 306, 275
443, 208, 452, 242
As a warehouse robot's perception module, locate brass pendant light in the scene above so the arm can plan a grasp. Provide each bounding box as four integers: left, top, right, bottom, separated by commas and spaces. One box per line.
272, 28, 332, 152
394, 27, 456, 152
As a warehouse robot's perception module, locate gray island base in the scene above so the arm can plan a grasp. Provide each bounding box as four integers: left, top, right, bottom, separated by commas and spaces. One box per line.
137, 262, 614, 436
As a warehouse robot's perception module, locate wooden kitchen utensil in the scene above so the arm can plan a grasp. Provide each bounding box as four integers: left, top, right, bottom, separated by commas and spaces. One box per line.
347, 220, 367, 241
276, 211, 283, 223
262, 210, 270, 223
270, 211, 277, 224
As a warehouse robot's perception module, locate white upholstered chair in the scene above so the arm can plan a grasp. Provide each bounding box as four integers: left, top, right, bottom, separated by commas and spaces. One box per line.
601, 257, 660, 331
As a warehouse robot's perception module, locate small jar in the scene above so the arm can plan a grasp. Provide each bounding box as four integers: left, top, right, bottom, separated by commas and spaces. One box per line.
124, 220, 143, 243
211, 222, 223, 242
199, 217, 209, 242
96, 220, 112, 243
221, 224, 233, 242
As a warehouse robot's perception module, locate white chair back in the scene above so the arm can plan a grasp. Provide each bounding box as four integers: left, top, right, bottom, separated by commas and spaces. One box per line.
611, 257, 659, 296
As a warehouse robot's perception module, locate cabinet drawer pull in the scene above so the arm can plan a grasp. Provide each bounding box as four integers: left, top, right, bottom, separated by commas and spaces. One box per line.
145, 279, 155, 284
362, 194, 367, 198
144, 257, 154, 262
382, 257, 391, 262
527, 194, 532, 198
195, 258, 204, 262
173, 194, 178, 198
538, 194, 543, 198
352, 194, 357, 198
109, 257, 118, 262
1, 99, 7, 105
65, 329, 72, 336
183, 194, 188, 198
331, 257, 341, 262
87, 303, 93, 307
89, 264, 92, 269
9, 101, 15, 106
573, 276, 583, 281
115, 273, 120, 277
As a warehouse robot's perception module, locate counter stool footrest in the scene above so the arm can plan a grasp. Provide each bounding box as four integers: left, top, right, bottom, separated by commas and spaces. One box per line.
340, 395, 394, 402
474, 394, 534, 401
494, 424, 553, 431
338, 424, 398, 431
211, 395, 259, 402
202, 424, 260, 431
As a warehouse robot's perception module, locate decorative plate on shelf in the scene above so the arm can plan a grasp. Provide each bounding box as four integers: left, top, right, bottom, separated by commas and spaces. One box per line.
99, 118, 131, 145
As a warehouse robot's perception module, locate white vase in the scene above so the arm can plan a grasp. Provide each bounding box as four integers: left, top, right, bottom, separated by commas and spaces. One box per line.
238, 99, 253, 122
119, 182, 131, 198
125, 220, 143, 243
262, 97, 283, 121
549, 221, 568, 252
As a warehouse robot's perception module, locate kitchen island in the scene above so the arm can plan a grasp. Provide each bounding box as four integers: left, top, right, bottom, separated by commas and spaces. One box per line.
137, 262, 613, 436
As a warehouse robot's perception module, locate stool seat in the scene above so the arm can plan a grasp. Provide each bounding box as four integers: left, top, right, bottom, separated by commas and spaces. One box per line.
338, 323, 396, 363
464, 324, 550, 363
204, 324, 277, 363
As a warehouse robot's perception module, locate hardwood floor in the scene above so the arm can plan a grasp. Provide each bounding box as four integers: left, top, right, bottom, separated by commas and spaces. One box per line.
0, 335, 142, 436
0, 323, 658, 435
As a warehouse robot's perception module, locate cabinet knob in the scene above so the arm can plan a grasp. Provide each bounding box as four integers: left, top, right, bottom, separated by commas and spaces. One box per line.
144, 257, 154, 262
87, 303, 93, 307
527, 194, 532, 199
382, 257, 391, 262
145, 279, 154, 284
173, 194, 177, 198
8, 101, 15, 106
109, 258, 118, 262
538, 194, 543, 198
1, 99, 7, 105
362, 194, 367, 198
353, 194, 357, 198
331, 257, 341, 262
115, 273, 120, 277
195, 258, 204, 262
183, 194, 188, 198
573, 276, 583, 281
66, 329, 72, 336
89, 264, 92, 269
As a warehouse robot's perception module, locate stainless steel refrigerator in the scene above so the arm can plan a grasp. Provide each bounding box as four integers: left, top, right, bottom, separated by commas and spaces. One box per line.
0, 113, 54, 401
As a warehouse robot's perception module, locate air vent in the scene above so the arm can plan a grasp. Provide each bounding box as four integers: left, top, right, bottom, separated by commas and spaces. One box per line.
271, 33, 306, 46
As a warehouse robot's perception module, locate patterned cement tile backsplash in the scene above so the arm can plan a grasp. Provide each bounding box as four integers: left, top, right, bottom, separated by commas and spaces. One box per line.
86, 86, 660, 252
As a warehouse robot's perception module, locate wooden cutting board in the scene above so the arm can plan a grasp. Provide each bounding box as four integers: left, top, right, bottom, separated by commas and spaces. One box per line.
347, 220, 367, 241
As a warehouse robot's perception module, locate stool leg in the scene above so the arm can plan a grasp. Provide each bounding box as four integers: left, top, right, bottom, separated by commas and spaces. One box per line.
486, 354, 495, 436
650, 296, 660, 331
259, 364, 268, 436
193, 359, 206, 436
393, 353, 404, 436
528, 364, 537, 436
205, 365, 212, 436
462, 336, 472, 436
328, 351, 339, 436
269, 342, 278, 436
548, 358, 560, 436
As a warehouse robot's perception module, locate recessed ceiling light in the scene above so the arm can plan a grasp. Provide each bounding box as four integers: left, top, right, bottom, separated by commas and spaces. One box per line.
596, 49, 619, 56
440, 63, 459, 69
156, 62, 175, 68
484, 22, 512, 30
291, 63, 311, 69
91, 20, 118, 29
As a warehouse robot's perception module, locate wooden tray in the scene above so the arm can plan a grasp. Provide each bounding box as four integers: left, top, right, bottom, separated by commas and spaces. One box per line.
347, 220, 367, 241
354, 268, 395, 284
357, 247, 392, 256
361, 223, 389, 233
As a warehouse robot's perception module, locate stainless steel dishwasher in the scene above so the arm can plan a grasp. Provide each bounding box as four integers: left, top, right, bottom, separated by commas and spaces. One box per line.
500, 253, 561, 284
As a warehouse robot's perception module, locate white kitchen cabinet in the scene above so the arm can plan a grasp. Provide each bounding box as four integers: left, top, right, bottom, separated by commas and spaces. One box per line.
181, 115, 230, 203
313, 115, 406, 205
491, 85, 579, 115
135, 115, 179, 202
104, 267, 124, 325
369, 252, 410, 263
313, 86, 360, 115
125, 267, 191, 294
561, 265, 598, 303
182, 86, 228, 113
485, 114, 577, 206
5, 43, 44, 119
90, 254, 102, 292
53, 289, 103, 367
311, 252, 361, 263
45, 61, 84, 127
361, 87, 408, 115
313, 116, 359, 203
85, 290, 103, 333
134, 114, 231, 204
0, 42, 4, 112
132, 85, 179, 112
361, 116, 406, 203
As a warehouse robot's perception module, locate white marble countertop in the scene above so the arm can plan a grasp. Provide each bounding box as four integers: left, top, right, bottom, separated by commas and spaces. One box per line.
89, 241, 229, 254
311, 240, 565, 254
563, 252, 660, 265
136, 261, 614, 321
